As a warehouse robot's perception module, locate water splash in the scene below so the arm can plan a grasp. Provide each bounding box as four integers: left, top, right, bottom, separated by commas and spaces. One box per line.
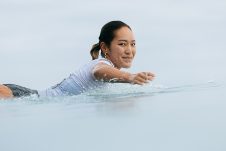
80, 80, 223, 101
0, 81, 223, 104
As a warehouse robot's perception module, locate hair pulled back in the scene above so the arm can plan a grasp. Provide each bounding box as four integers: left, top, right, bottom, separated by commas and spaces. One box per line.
90, 21, 131, 60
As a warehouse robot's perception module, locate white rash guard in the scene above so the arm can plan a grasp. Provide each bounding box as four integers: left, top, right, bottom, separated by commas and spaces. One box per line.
38, 58, 114, 97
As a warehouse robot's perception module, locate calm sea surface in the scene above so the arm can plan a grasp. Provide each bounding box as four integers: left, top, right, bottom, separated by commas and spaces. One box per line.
0, 0, 226, 151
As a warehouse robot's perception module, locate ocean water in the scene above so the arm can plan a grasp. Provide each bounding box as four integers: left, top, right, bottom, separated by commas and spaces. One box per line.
1, 0, 226, 151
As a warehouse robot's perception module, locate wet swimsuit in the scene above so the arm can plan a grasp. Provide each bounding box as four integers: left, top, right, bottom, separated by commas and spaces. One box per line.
38, 58, 114, 97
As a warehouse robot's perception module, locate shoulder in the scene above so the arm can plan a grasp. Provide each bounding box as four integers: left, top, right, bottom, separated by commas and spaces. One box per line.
78, 58, 114, 74
95, 58, 114, 67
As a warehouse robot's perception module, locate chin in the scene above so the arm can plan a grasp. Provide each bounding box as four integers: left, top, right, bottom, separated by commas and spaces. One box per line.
122, 63, 132, 68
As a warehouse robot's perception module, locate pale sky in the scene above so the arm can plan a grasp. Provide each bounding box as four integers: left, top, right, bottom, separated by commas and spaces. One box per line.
1, 0, 225, 89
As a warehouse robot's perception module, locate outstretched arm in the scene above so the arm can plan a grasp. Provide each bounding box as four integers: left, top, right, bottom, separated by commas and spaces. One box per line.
92, 63, 155, 85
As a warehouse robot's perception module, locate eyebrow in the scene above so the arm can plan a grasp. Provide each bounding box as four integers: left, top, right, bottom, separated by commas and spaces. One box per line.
118, 40, 136, 42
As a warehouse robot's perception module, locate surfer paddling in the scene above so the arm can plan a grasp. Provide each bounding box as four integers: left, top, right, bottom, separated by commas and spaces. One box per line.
0, 21, 155, 99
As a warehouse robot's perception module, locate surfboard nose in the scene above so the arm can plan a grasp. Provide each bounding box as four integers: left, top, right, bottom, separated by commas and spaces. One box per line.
0, 84, 13, 99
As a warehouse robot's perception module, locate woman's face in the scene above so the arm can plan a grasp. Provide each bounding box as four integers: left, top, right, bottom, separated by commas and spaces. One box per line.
107, 27, 136, 69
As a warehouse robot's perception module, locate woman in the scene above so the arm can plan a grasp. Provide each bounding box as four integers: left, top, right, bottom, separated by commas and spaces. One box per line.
0, 21, 155, 99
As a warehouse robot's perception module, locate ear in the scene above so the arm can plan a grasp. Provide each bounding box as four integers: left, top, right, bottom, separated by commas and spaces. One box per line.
100, 42, 110, 54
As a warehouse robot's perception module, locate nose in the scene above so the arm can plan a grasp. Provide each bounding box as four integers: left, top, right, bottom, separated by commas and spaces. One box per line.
125, 45, 132, 54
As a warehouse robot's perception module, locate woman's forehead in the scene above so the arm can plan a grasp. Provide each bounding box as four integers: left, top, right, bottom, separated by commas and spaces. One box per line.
114, 27, 135, 40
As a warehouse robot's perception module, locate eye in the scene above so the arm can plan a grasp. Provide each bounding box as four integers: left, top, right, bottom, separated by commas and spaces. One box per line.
119, 43, 126, 46
131, 43, 136, 47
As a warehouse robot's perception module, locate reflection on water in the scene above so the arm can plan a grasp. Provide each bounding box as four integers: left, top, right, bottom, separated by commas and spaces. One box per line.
1, 81, 226, 151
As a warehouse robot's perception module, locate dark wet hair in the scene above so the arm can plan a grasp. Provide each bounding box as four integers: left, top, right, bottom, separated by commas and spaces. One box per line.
90, 20, 131, 60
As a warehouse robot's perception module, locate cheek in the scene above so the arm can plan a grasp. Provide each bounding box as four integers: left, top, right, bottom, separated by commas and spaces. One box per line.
132, 49, 136, 57
110, 46, 124, 57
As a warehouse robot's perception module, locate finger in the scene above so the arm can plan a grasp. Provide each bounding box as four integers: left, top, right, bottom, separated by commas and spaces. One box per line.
135, 76, 148, 84
139, 72, 149, 80
133, 80, 144, 85
139, 72, 155, 81
139, 73, 154, 81
146, 75, 155, 81
146, 72, 155, 77
134, 78, 150, 85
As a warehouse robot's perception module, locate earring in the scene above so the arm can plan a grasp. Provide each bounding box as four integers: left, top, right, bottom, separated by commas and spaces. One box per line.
104, 52, 108, 58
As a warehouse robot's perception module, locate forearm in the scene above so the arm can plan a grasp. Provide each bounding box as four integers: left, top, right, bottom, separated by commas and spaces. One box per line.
93, 64, 131, 83
93, 64, 155, 85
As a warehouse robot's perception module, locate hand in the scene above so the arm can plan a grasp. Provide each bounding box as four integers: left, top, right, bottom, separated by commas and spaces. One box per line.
128, 72, 155, 85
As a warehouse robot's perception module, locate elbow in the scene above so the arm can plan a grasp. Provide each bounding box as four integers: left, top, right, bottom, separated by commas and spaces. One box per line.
93, 69, 106, 81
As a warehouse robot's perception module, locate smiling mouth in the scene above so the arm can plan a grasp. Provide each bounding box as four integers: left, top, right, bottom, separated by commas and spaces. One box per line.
122, 57, 133, 62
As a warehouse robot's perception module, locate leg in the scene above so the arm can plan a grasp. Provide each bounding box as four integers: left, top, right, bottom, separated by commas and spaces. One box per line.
3, 84, 38, 97
0, 84, 13, 99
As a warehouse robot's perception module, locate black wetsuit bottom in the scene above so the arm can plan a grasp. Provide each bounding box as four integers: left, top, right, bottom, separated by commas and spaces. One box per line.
3, 84, 38, 97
